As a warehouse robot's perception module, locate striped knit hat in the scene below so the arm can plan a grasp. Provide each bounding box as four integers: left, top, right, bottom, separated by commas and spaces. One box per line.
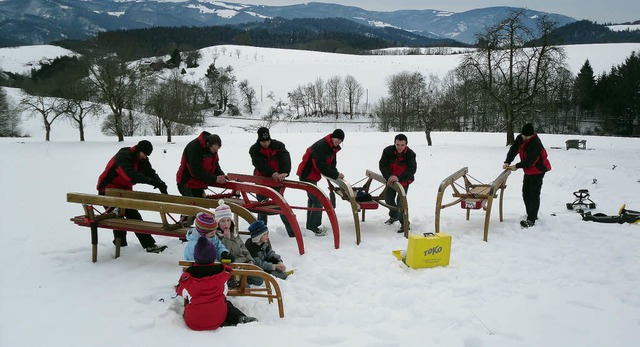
215, 199, 233, 221
195, 212, 218, 235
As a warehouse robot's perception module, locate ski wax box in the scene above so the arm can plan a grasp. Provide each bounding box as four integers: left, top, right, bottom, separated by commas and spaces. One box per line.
403, 232, 451, 269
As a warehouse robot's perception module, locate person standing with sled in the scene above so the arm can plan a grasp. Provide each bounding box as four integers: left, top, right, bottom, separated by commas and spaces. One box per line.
503, 123, 552, 228
96, 140, 168, 253
379, 133, 417, 233
176, 131, 228, 199
296, 129, 345, 236
249, 127, 295, 237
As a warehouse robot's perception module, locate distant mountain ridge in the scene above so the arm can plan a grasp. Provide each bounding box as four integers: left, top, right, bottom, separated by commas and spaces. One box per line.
0, 0, 576, 47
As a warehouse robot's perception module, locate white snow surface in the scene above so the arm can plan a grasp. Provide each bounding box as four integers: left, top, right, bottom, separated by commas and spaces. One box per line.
1, 43, 640, 347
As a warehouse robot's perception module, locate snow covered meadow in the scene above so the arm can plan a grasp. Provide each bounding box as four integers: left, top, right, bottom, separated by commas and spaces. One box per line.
1, 43, 639, 347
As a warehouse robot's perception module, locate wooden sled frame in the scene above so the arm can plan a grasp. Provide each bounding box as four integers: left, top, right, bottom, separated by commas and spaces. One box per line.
208, 173, 341, 255
327, 169, 409, 245
104, 188, 256, 231
67, 190, 256, 262
434, 167, 511, 241
179, 260, 284, 318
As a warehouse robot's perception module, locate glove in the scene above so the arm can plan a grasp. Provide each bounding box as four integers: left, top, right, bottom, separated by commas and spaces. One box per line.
158, 182, 168, 195
151, 178, 168, 194
221, 251, 235, 263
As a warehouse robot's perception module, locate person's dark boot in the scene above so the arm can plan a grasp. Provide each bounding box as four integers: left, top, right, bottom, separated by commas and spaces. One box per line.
238, 315, 258, 324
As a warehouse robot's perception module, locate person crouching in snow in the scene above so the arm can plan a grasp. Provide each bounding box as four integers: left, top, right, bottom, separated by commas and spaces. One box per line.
244, 220, 288, 280
215, 201, 264, 286
177, 236, 257, 330
184, 212, 234, 263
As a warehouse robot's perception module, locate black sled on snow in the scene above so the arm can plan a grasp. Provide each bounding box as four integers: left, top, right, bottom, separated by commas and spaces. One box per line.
580, 204, 640, 224
566, 189, 596, 210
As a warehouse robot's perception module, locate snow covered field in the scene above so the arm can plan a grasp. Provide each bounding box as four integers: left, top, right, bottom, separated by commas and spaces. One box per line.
1, 43, 639, 347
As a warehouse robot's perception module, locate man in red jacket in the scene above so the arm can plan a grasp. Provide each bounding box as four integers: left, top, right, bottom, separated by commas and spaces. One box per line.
379, 133, 417, 233
176, 131, 228, 198
296, 129, 345, 236
504, 123, 552, 228
249, 127, 295, 237
96, 140, 167, 253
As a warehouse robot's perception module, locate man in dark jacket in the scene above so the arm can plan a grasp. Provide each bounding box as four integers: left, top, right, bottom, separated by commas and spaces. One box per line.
249, 127, 295, 237
96, 140, 167, 253
296, 129, 345, 236
504, 123, 552, 228
379, 133, 417, 233
176, 131, 228, 198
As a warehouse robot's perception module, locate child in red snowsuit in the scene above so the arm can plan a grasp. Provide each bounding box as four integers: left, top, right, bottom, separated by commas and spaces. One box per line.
176, 236, 257, 330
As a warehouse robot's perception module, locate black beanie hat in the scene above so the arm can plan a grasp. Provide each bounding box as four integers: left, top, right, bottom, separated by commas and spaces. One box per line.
331, 129, 345, 141
521, 123, 534, 136
137, 140, 153, 156
257, 127, 271, 141
206, 134, 222, 147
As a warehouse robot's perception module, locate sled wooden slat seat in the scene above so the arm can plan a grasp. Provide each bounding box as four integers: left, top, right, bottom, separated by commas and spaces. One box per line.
178, 260, 285, 318
67, 191, 256, 262
104, 188, 256, 236
327, 169, 409, 245
434, 167, 511, 242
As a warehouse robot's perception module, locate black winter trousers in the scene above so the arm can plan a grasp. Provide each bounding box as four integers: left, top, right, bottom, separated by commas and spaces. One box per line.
522, 173, 545, 221
109, 207, 157, 248
221, 300, 247, 326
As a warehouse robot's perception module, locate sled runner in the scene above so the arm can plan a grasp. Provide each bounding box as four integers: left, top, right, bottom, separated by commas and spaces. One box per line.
207, 173, 341, 255
580, 204, 640, 224
67, 191, 255, 262
566, 189, 597, 210
435, 167, 511, 241
326, 169, 409, 244
179, 260, 285, 318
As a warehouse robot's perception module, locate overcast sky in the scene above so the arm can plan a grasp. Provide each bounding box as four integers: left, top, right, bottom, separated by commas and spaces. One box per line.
237, 1, 639, 24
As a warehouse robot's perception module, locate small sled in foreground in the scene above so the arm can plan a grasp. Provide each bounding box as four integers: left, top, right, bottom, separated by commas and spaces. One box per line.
566, 189, 596, 210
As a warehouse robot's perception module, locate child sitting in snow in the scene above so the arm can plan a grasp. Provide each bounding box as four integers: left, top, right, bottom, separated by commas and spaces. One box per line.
176, 236, 257, 330
244, 220, 289, 280
215, 201, 264, 286
184, 212, 233, 263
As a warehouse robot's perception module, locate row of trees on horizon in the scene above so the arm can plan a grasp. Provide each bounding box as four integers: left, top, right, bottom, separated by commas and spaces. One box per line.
1, 11, 639, 143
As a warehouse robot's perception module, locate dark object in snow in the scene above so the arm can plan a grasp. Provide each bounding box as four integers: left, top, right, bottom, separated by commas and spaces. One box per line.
566, 189, 596, 210
580, 204, 640, 224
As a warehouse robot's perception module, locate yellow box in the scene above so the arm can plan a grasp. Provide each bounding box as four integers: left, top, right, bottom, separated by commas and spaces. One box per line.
404, 232, 451, 269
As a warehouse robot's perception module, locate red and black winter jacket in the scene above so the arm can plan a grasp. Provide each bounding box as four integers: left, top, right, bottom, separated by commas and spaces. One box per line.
296, 134, 341, 182
96, 145, 161, 194
176, 131, 224, 189
249, 139, 291, 177
176, 263, 231, 331
505, 134, 552, 175
378, 145, 417, 187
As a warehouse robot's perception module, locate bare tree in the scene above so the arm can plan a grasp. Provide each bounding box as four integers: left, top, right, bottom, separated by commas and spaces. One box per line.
459, 10, 565, 144
60, 79, 100, 141
20, 96, 64, 141
313, 77, 325, 116
144, 72, 201, 142
380, 71, 426, 131
325, 75, 342, 117
238, 79, 257, 114
343, 75, 363, 119
88, 55, 144, 141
